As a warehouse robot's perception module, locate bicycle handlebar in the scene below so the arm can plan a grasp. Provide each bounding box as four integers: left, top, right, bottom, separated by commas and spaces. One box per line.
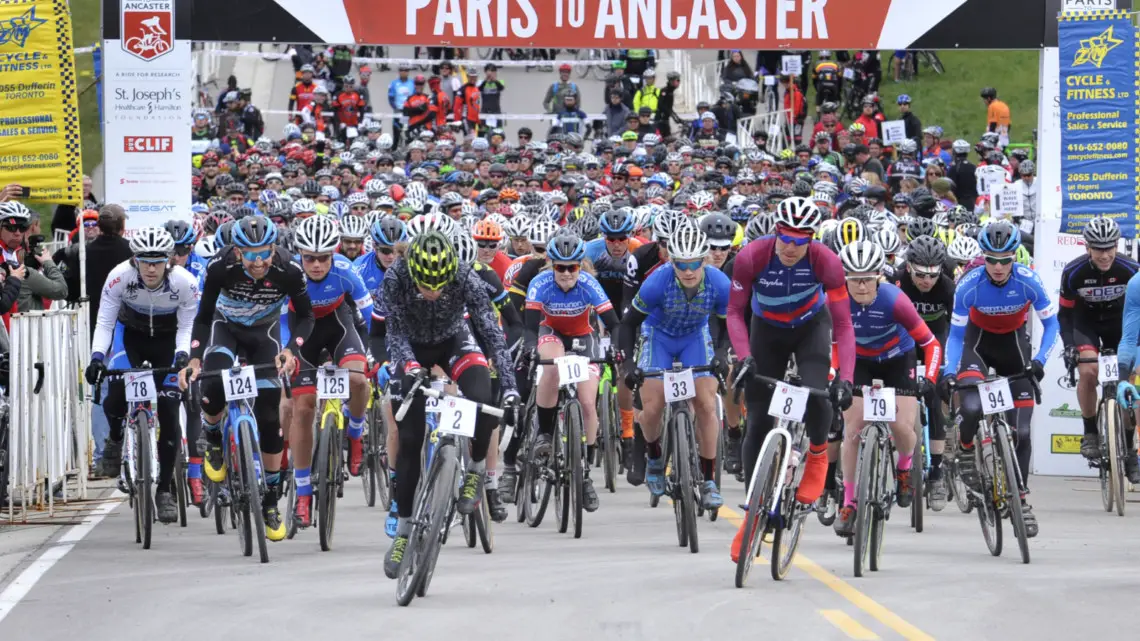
392, 373, 505, 423
94, 363, 182, 404
190, 362, 293, 405
948, 367, 1041, 405
630, 363, 727, 399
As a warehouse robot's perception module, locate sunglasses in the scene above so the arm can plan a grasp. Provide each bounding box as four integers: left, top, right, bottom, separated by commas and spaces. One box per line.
2, 224, 28, 233
377, 247, 395, 255
709, 244, 732, 252
984, 254, 1014, 265
532, 245, 546, 254
476, 241, 499, 249
673, 259, 704, 271
553, 263, 580, 273
605, 235, 629, 243
136, 255, 169, 264
302, 253, 333, 264
846, 275, 879, 285
777, 233, 811, 246
83, 220, 98, 228
913, 268, 941, 279
173, 245, 194, 257
242, 248, 273, 261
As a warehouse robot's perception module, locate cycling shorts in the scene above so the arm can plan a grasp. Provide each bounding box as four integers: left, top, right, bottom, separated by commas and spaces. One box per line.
854, 351, 916, 392
106, 322, 180, 391
538, 325, 600, 378
636, 324, 715, 378
1072, 316, 1121, 354
955, 323, 1034, 408
293, 304, 367, 395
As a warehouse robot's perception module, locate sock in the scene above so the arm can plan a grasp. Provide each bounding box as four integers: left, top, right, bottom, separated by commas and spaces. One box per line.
348, 414, 365, 440
537, 405, 557, 436
188, 457, 202, 480
586, 444, 597, 465
388, 469, 397, 481
295, 467, 312, 497
930, 454, 943, 480
825, 460, 837, 490
203, 417, 220, 438
1083, 415, 1098, 436
265, 471, 281, 487
646, 439, 662, 459
897, 453, 913, 471
727, 423, 742, 437
486, 469, 498, 489
844, 481, 856, 507
620, 409, 635, 438
700, 457, 716, 481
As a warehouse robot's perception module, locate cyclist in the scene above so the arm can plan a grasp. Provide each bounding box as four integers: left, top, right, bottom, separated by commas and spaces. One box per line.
338, 214, 370, 261
288, 215, 374, 529
85, 227, 199, 523
726, 197, 856, 563
1059, 217, 1140, 480
893, 235, 954, 509
832, 241, 941, 537
178, 217, 312, 542
505, 218, 558, 306
524, 232, 620, 514
937, 220, 1058, 538
383, 232, 519, 579
621, 226, 730, 510
164, 219, 208, 282
473, 219, 512, 280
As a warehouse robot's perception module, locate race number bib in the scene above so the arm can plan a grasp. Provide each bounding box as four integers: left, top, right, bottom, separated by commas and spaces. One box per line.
599, 336, 612, 351
979, 378, 1014, 415
862, 387, 897, 422
125, 371, 157, 404
223, 366, 258, 401
317, 368, 351, 400
555, 355, 590, 385
664, 369, 696, 402
346, 126, 358, 138
425, 380, 446, 414
768, 383, 809, 422
1099, 354, 1120, 385
843, 67, 855, 80
437, 397, 477, 438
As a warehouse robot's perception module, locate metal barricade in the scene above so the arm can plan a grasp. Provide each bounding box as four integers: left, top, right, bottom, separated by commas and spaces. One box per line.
5, 308, 90, 521
736, 108, 795, 155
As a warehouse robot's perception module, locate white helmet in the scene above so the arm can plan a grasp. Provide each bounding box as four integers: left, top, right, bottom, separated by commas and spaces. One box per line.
339, 214, 370, 240
449, 230, 478, 264
504, 217, 531, 239
528, 218, 560, 245
292, 198, 317, 215
320, 185, 341, 201
874, 228, 901, 254
947, 236, 981, 263
773, 197, 823, 232
406, 212, 456, 239
668, 225, 709, 261
652, 210, 692, 242
293, 215, 341, 253
129, 226, 176, 257
195, 236, 218, 259
0, 201, 31, 222
839, 240, 886, 274
377, 133, 394, 150
745, 214, 773, 242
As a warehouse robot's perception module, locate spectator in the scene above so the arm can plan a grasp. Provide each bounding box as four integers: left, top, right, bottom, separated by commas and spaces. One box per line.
50, 174, 98, 236
780, 74, 806, 126
402, 75, 435, 139
655, 71, 682, 138
947, 139, 978, 206
604, 91, 632, 136
712, 92, 741, 133
812, 50, 842, 114
1013, 159, 1037, 225
633, 69, 660, 115
896, 94, 922, 147
622, 48, 654, 78
721, 50, 753, 84
333, 76, 365, 141
634, 106, 659, 138
454, 68, 482, 134
603, 61, 635, 109
853, 96, 882, 140
328, 44, 354, 90
215, 74, 238, 114
57, 205, 133, 333
427, 76, 451, 129
542, 64, 580, 113
479, 64, 506, 126
288, 64, 319, 122
693, 112, 725, 148
387, 65, 415, 141
238, 89, 264, 140
554, 94, 588, 135
15, 212, 67, 313
356, 65, 373, 109
922, 126, 951, 165
438, 61, 462, 100
982, 87, 1011, 136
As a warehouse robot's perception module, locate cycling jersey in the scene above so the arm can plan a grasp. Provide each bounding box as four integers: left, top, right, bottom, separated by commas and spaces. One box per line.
92, 261, 199, 359
1059, 254, 1139, 350
894, 265, 954, 342
293, 253, 372, 325
942, 263, 1059, 377
186, 252, 209, 282
353, 251, 389, 322
850, 282, 940, 380
525, 269, 613, 337
1116, 272, 1140, 373
504, 254, 536, 292
622, 240, 666, 314
584, 237, 638, 316
633, 264, 730, 336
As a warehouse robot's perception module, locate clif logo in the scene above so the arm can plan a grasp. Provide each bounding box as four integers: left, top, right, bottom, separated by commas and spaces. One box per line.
121, 0, 174, 61
124, 136, 172, 152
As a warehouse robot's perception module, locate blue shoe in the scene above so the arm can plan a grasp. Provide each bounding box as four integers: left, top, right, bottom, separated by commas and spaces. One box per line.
646, 457, 666, 497
701, 480, 723, 509
385, 501, 398, 539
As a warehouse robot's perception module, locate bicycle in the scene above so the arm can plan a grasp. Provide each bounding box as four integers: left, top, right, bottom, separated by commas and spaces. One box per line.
1068, 349, 1128, 516
595, 356, 621, 493
733, 364, 834, 586
192, 363, 291, 564
949, 368, 1040, 565
910, 379, 931, 534
390, 376, 505, 606
631, 362, 724, 554
96, 363, 180, 550
361, 372, 391, 509
761, 75, 779, 114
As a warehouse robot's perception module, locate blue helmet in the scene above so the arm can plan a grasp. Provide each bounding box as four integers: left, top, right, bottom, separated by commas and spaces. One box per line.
233, 215, 279, 248
547, 232, 586, 262
370, 217, 408, 247
897, 94, 911, 105
329, 201, 351, 218
599, 209, 635, 235
977, 220, 1020, 254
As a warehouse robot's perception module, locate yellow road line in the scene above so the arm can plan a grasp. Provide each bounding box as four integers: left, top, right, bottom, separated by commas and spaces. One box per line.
719, 506, 935, 641
820, 609, 880, 640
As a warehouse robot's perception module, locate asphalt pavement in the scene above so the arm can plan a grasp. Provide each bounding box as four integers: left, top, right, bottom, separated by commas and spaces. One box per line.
0, 469, 1134, 640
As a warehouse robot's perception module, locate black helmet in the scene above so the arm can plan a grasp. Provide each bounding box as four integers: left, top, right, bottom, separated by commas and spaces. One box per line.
906, 217, 936, 241
301, 179, 321, 196
216, 220, 237, 247
909, 187, 937, 216
163, 219, 196, 245
980, 87, 997, 99
233, 215, 279, 248
906, 235, 947, 267
572, 214, 599, 241
699, 213, 737, 245
792, 180, 813, 197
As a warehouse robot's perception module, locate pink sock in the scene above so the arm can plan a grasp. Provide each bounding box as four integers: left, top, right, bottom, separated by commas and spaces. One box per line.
897, 453, 913, 471
843, 481, 856, 507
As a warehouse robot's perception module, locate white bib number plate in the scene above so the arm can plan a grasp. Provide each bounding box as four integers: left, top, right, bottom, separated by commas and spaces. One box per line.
125, 371, 157, 404
664, 369, 696, 402
862, 387, 897, 422
223, 366, 258, 401
979, 378, 1014, 415
1099, 354, 1119, 384
317, 368, 351, 400
599, 336, 612, 351
768, 383, 809, 422
437, 397, 477, 438
555, 355, 590, 385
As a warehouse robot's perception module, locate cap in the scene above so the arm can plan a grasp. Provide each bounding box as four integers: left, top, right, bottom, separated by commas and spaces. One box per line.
484, 63, 497, 72
300, 64, 314, 73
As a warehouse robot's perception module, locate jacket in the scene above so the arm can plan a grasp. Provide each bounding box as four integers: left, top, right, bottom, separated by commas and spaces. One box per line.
633, 85, 661, 114
542, 80, 580, 113
16, 256, 67, 312
605, 103, 632, 136
454, 84, 482, 123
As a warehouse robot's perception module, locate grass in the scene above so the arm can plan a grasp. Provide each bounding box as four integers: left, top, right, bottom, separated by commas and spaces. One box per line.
70, 0, 102, 177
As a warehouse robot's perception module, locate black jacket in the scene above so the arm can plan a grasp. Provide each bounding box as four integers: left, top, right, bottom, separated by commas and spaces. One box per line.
947, 159, 978, 206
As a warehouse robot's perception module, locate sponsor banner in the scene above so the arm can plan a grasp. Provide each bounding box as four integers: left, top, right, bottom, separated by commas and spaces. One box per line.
103, 0, 190, 229
0, 0, 83, 205
1058, 10, 1138, 236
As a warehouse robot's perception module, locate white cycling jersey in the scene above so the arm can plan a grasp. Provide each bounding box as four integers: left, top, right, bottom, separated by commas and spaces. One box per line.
91, 260, 200, 358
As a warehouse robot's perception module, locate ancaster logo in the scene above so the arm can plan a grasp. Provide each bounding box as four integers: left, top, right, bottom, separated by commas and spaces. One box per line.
121, 0, 174, 61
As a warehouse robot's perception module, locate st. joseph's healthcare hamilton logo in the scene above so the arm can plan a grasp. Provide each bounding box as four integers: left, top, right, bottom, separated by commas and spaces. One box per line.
121, 0, 173, 62
1073, 24, 1124, 68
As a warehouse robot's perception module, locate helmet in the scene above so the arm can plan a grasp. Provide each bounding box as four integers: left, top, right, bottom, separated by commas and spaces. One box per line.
909, 188, 937, 215
294, 215, 341, 253
573, 213, 600, 241
203, 210, 234, 235
745, 214, 773, 242
897, 140, 918, 156
371, 217, 408, 247
773, 197, 823, 233
906, 217, 936, 241
699, 213, 737, 246
652, 210, 691, 242
195, 236, 219, 259
600, 209, 635, 235
980, 87, 997, 99
0, 201, 31, 223
339, 214, 370, 240
233, 215, 279, 248
837, 217, 865, 247
687, 191, 715, 211
547, 232, 586, 262
449, 230, 478, 264
839, 240, 886, 274
439, 192, 464, 209
947, 236, 981, 263
906, 235, 947, 267
163, 219, 197, 246
1083, 216, 1120, 249
129, 226, 176, 257
874, 228, 901, 254
468, 218, 501, 242
292, 198, 318, 216
503, 217, 530, 239
667, 225, 709, 261
977, 220, 1020, 254
528, 218, 560, 245
406, 212, 456, 239
952, 139, 970, 154
407, 231, 459, 291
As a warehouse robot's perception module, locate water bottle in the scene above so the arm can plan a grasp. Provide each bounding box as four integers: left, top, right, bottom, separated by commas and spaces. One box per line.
786, 444, 803, 485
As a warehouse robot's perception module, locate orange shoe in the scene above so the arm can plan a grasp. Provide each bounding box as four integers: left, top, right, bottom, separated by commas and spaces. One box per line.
795, 448, 828, 505
349, 437, 364, 477
294, 494, 312, 528
730, 520, 746, 563
188, 478, 205, 507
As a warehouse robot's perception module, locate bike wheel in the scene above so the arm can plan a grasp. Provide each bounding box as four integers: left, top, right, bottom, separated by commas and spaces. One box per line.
978, 477, 1002, 557
910, 438, 924, 533
176, 443, 188, 528
995, 422, 1030, 564
285, 466, 299, 540
210, 481, 224, 534
600, 385, 618, 492
362, 405, 379, 508
735, 435, 782, 588
318, 413, 340, 552
135, 411, 154, 550
567, 401, 586, 539
1099, 400, 1114, 512
771, 512, 805, 581
523, 406, 552, 527
240, 423, 269, 563
574, 49, 592, 78
676, 411, 699, 553
416, 445, 458, 598
669, 423, 687, 549
1105, 398, 1126, 516
227, 433, 252, 557
477, 47, 495, 59
476, 487, 494, 554
397, 451, 443, 605
922, 51, 945, 74
852, 438, 878, 578
869, 448, 892, 572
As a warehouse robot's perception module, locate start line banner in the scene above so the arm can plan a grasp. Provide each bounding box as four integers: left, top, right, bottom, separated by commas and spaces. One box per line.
1058, 9, 1139, 236
0, 0, 83, 205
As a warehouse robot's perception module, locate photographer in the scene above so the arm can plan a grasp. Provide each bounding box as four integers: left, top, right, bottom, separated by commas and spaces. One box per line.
15, 211, 67, 312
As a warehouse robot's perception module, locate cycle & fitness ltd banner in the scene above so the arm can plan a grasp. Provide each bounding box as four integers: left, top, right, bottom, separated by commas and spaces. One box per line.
1058, 9, 1139, 236
0, 0, 83, 205
102, 0, 191, 229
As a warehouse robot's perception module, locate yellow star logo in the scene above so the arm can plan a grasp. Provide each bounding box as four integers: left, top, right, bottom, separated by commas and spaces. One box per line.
1074, 25, 1124, 68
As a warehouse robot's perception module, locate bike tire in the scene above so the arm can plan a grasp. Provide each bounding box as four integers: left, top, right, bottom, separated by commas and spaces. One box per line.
923, 51, 945, 74
363, 405, 379, 508
523, 405, 552, 528
476, 487, 494, 554
210, 481, 224, 534
911, 437, 924, 533
670, 415, 687, 548
477, 47, 495, 60
869, 443, 892, 572
600, 385, 618, 492
734, 434, 782, 588
995, 421, 1030, 564
555, 415, 570, 534
853, 436, 877, 578
771, 512, 805, 581
574, 49, 592, 79
318, 412, 340, 552
227, 434, 252, 557
176, 443, 188, 528
567, 400, 585, 539
463, 512, 476, 548
677, 410, 699, 554
1106, 398, 1126, 516
285, 466, 299, 540
135, 410, 154, 550
417, 444, 457, 598
397, 449, 442, 606
239, 423, 269, 564
1099, 400, 1114, 512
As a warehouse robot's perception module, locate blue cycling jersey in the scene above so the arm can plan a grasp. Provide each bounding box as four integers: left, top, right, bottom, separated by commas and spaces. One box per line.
633, 264, 729, 337
525, 269, 613, 337
942, 263, 1059, 376
353, 251, 389, 321
1117, 272, 1140, 373
186, 252, 209, 282
293, 253, 373, 327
